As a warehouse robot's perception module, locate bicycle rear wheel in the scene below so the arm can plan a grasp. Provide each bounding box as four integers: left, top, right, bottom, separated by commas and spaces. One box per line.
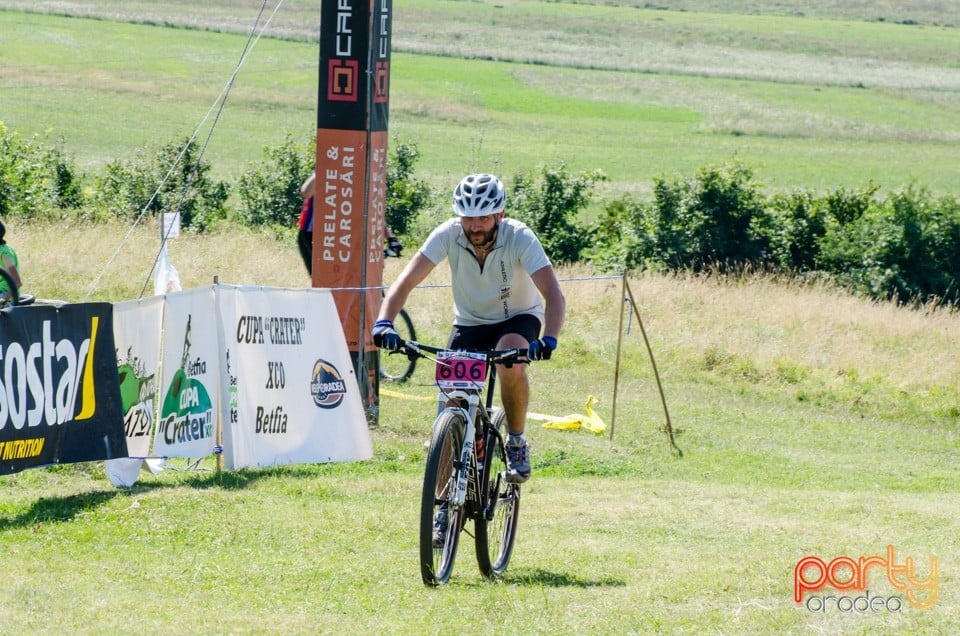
420, 410, 466, 585
475, 407, 520, 578
380, 308, 417, 382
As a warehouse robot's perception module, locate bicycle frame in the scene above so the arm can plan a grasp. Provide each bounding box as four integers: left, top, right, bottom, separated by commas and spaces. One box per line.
406, 341, 510, 508
441, 386, 489, 509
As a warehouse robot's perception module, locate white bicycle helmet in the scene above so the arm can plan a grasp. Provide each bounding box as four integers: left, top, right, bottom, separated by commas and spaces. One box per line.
452, 173, 506, 217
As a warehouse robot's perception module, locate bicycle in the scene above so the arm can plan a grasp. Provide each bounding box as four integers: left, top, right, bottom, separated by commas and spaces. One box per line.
378, 238, 417, 383
394, 339, 526, 585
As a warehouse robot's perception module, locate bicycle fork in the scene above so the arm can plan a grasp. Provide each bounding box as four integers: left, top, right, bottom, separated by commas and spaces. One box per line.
445, 391, 481, 509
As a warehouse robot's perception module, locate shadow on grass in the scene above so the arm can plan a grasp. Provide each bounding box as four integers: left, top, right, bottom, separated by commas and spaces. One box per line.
503, 567, 626, 588
90, 464, 328, 493
0, 489, 118, 530
0, 464, 339, 531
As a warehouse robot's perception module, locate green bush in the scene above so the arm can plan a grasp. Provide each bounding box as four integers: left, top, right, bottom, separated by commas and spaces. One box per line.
0, 122, 83, 217
762, 191, 827, 272
235, 136, 314, 229
90, 137, 229, 231
647, 162, 769, 271
585, 195, 657, 271
385, 142, 431, 238
509, 163, 604, 264
818, 186, 960, 304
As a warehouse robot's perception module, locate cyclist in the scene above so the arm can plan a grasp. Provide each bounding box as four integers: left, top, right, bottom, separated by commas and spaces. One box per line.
0, 221, 22, 306
373, 173, 565, 484
297, 170, 402, 275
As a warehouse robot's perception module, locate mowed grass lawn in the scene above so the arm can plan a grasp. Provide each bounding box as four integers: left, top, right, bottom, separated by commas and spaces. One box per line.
0, 222, 958, 633
0, 1, 959, 633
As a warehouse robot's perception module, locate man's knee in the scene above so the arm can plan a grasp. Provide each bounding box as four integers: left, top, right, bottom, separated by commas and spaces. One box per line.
496, 362, 527, 382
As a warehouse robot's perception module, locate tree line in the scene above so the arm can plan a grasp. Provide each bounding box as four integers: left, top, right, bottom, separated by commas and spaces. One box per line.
2, 122, 957, 307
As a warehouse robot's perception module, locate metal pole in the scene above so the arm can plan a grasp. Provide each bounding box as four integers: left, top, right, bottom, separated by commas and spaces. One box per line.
609, 270, 628, 441
214, 275, 223, 474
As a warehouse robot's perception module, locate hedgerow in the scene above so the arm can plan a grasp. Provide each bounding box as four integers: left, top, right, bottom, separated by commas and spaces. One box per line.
2, 124, 957, 306
587, 163, 960, 306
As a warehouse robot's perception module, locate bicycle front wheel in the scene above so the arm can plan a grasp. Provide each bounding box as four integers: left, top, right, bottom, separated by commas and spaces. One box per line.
475, 407, 520, 578
380, 308, 417, 382
420, 410, 466, 585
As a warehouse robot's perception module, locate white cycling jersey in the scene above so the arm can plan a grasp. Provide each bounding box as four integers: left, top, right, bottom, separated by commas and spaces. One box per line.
419, 218, 551, 327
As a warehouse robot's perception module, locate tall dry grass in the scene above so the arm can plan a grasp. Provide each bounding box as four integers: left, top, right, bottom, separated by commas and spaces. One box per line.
387, 255, 960, 395
12, 218, 959, 395
15, 219, 307, 303
622, 270, 960, 391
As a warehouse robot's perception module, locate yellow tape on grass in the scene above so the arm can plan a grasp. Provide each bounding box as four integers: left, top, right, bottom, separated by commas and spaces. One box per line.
537, 395, 606, 435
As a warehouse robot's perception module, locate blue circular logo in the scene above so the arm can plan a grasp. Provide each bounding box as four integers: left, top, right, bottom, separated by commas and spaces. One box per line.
310, 359, 347, 409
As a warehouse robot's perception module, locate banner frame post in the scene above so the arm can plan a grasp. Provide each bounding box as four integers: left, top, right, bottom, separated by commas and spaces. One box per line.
214, 275, 223, 474
313, 0, 393, 429
610, 270, 628, 441
621, 274, 683, 458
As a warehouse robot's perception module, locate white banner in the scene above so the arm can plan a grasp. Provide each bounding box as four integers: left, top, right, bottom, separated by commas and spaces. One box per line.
106, 296, 164, 486
155, 286, 219, 459
216, 285, 372, 469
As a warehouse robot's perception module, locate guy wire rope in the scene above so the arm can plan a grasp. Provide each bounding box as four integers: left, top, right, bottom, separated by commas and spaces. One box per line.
82, 0, 286, 302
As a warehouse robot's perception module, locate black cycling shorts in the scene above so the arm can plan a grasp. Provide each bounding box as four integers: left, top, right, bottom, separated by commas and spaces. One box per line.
446, 314, 542, 351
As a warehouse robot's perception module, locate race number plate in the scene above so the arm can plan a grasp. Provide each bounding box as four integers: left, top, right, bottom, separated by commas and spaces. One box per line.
435, 351, 487, 389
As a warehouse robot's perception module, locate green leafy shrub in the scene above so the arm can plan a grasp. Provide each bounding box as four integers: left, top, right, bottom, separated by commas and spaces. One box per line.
0, 122, 84, 217
585, 195, 657, 271
763, 191, 828, 272
509, 163, 604, 264
385, 142, 431, 237
647, 162, 769, 271
818, 186, 960, 304
235, 136, 313, 229
90, 137, 229, 231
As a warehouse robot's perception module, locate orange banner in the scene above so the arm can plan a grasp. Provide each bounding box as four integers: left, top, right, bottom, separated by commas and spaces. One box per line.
312, 131, 387, 351
315, 0, 392, 423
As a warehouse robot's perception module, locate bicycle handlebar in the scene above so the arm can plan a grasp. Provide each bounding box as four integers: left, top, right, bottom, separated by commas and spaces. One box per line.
396, 339, 529, 367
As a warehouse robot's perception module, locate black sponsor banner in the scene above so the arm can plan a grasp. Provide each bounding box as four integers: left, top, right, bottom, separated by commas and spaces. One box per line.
370, 0, 392, 132
0, 303, 128, 475
318, 0, 372, 131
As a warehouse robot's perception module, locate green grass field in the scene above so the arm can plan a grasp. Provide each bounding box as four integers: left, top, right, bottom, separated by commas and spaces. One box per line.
1, 2, 960, 633
1, 1, 958, 196
0, 221, 958, 634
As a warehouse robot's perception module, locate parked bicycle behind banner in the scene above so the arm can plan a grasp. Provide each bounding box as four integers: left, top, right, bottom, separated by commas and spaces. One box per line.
297, 170, 416, 382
